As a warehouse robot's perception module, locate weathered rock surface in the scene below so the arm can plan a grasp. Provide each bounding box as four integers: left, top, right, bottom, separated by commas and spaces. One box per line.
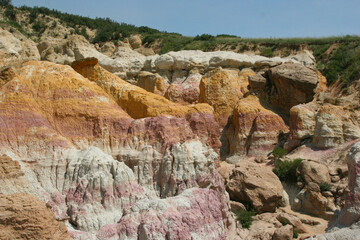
0, 193, 70, 240
223, 95, 288, 159
165, 73, 202, 104
137, 71, 169, 96
0, 28, 40, 67
225, 161, 284, 213
199, 68, 255, 126
72, 58, 214, 119
298, 160, 331, 185
293, 183, 337, 220
286, 103, 360, 150
268, 63, 320, 113
97, 187, 229, 240
306, 142, 360, 239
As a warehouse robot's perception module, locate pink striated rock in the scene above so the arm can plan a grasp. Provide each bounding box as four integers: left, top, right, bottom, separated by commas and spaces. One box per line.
97, 188, 227, 240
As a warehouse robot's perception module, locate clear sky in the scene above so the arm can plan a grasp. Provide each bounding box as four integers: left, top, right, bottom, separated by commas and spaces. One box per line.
12, 0, 360, 38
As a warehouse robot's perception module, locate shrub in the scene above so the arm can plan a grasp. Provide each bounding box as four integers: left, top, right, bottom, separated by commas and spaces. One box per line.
261, 47, 274, 57
4, 7, 16, 21
320, 182, 331, 192
273, 158, 303, 182
32, 20, 46, 34
193, 34, 215, 41
272, 147, 288, 159
234, 209, 256, 229
293, 229, 299, 239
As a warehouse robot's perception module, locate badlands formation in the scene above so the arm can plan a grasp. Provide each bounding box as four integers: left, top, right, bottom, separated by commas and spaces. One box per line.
1, 25, 360, 240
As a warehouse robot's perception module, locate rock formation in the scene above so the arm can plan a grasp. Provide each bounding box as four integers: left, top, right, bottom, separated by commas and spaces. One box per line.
1, 18, 360, 240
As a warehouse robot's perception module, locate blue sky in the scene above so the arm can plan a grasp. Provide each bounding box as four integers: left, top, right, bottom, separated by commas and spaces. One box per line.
12, 0, 360, 38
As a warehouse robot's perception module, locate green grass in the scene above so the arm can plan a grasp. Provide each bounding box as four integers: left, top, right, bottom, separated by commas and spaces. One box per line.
272, 147, 288, 159
0, 20, 30, 36
320, 182, 331, 192
273, 158, 303, 182
2, 3, 360, 88
234, 209, 256, 229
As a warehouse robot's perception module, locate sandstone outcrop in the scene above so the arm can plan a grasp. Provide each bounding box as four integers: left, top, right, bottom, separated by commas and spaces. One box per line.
225, 161, 284, 213
37, 35, 147, 78
306, 142, 360, 239
137, 71, 169, 96
72, 58, 213, 119
199, 68, 255, 126
223, 95, 288, 159
249, 63, 325, 117
0, 193, 70, 240
286, 103, 360, 150
0, 28, 40, 68
129, 34, 142, 49
165, 73, 202, 104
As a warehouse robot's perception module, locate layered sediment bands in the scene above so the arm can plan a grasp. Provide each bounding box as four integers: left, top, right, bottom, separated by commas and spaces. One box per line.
0, 61, 135, 157
71, 58, 214, 119
286, 102, 360, 150
223, 95, 288, 159
118, 140, 218, 197
71, 58, 221, 150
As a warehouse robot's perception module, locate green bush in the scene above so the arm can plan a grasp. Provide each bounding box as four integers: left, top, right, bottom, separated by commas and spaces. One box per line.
272, 147, 288, 159
261, 47, 274, 57
193, 34, 215, 41
320, 182, 331, 192
234, 209, 256, 229
293, 229, 299, 239
32, 20, 46, 34
4, 7, 16, 21
273, 158, 303, 182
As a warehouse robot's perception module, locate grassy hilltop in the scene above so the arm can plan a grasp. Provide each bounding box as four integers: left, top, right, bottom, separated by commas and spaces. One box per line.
1, 1, 360, 87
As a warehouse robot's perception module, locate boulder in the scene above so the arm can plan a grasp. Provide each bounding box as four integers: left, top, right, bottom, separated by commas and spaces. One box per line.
129, 34, 142, 49
285, 103, 317, 150
267, 63, 320, 113
226, 161, 284, 213
293, 185, 337, 220
272, 225, 293, 240
298, 160, 331, 185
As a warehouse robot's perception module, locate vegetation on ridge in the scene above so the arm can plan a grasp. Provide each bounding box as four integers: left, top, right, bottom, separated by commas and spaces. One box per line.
1, 1, 360, 87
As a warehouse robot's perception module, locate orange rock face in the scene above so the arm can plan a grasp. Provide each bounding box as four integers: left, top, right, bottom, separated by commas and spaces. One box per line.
72, 58, 214, 119
0, 61, 133, 156
223, 95, 288, 158
0, 193, 70, 240
199, 68, 255, 126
